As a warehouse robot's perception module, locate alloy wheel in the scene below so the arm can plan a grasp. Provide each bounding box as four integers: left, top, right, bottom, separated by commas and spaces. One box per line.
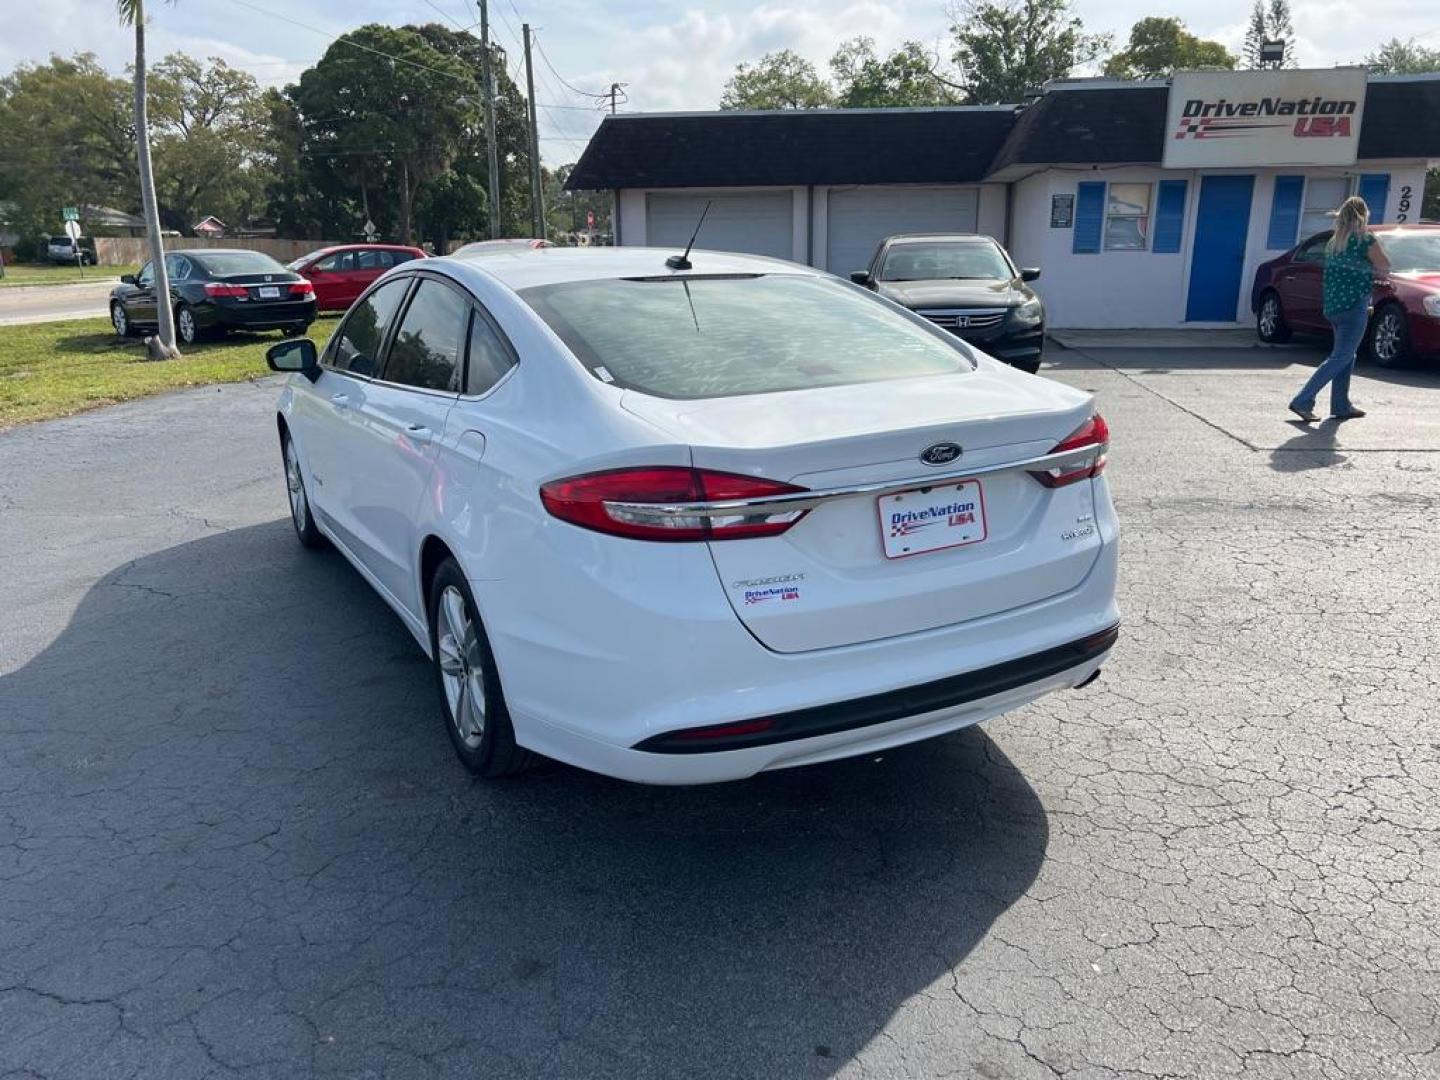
111, 304, 127, 337
177, 307, 196, 344
1372, 311, 1402, 364
1259, 296, 1278, 338
284, 438, 308, 533
436, 585, 487, 750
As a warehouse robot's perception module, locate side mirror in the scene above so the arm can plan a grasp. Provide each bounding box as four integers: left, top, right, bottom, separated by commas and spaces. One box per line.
266, 337, 320, 382
1020, 267, 1041, 282
849, 270, 873, 286
120, 274, 137, 285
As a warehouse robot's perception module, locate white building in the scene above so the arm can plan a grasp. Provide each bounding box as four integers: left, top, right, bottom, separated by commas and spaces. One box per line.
565, 69, 1439, 329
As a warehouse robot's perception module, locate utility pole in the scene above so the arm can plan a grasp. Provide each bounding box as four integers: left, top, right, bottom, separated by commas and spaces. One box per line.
479, 0, 501, 239
522, 24, 545, 240
609, 82, 619, 114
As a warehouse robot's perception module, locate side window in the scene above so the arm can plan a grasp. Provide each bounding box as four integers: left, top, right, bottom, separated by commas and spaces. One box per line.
137, 261, 154, 287
315, 252, 350, 272
381, 279, 467, 392
1296, 235, 1331, 264
390, 251, 418, 266
357, 250, 390, 270
327, 278, 411, 377
165, 255, 192, 280
465, 309, 516, 396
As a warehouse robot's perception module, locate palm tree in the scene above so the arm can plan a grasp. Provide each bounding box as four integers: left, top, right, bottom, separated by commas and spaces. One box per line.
116, 0, 179, 358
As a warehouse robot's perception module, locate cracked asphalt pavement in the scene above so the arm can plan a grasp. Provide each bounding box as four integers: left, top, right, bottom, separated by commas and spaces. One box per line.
1, 342, 1437, 1079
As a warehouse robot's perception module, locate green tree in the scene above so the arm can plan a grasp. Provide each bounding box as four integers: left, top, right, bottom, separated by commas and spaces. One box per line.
545, 163, 610, 241
149, 54, 270, 231
0, 54, 134, 240
290, 24, 478, 244
720, 50, 834, 110
1363, 38, 1440, 74
830, 38, 960, 107
116, 0, 179, 358
1243, 0, 1296, 69
1103, 18, 1236, 79
950, 0, 1111, 104
411, 22, 532, 239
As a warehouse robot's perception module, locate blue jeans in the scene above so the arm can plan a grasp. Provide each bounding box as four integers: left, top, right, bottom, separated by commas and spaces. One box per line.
1290, 304, 1368, 415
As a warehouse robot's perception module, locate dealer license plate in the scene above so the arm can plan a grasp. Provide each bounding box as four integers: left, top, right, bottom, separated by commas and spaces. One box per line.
878, 480, 988, 559
257, 285, 281, 299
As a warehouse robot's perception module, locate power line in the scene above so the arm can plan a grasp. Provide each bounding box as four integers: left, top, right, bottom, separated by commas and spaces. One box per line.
533, 35, 609, 99
419, 0, 464, 29
227, 0, 475, 86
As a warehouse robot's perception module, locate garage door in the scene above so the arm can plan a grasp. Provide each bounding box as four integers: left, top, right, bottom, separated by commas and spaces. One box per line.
826, 186, 979, 275
646, 192, 794, 262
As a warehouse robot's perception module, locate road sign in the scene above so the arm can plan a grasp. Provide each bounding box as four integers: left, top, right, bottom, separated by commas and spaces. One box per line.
362, 218, 378, 242
64, 220, 82, 242
62, 206, 79, 222
586, 210, 595, 230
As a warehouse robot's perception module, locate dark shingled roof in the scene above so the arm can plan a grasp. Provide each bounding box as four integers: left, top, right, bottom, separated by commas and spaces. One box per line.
987, 85, 1169, 174
566, 78, 1440, 191
565, 108, 1019, 190
1358, 77, 1440, 159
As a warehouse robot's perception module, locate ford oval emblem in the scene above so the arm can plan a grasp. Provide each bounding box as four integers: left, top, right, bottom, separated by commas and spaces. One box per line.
920, 442, 963, 467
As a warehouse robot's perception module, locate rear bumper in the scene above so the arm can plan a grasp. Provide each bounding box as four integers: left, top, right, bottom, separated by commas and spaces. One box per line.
635, 623, 1118, 753
488, 477, 1120, 784
204, 299, 316, 330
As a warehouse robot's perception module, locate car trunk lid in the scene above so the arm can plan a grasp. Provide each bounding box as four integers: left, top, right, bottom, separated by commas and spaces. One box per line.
621, 371, 1106, 653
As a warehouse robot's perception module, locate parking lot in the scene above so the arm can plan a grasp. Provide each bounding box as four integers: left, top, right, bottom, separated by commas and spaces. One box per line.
1, 340, 1437, 1079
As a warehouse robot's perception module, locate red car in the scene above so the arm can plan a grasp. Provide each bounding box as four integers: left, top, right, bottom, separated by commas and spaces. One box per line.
287, 244, 427, 312
1252, 224, 1440, 367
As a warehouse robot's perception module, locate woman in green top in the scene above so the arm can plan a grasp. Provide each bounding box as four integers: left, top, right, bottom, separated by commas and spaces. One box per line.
1288, 196, 1391, 422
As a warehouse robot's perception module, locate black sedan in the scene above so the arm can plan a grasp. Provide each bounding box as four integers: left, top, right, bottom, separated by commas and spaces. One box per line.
109, 249, 317, 345
850, 234, 1046, 373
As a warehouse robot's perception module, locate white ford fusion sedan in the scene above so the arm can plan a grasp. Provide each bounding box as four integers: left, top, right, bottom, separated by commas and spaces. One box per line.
267, 247, 1119, 784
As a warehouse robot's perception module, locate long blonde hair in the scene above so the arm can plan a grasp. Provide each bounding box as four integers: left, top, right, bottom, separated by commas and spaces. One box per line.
1328, 196, 1369, 255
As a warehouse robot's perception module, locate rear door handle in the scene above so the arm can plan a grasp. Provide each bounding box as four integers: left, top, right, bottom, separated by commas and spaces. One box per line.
330, 393, 350, 410
404, 423, 433, 444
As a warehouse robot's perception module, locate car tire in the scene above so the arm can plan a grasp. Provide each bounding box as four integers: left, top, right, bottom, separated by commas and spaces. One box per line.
110, 301, 136, 338
282, 430, 326, 550
1256, 290, 1292, 344
1365, 304, 1411, 368
281, 325, 305, 338
1012, 358, 1041, 375
428, 558, 534, 777
175, 303, 200, 346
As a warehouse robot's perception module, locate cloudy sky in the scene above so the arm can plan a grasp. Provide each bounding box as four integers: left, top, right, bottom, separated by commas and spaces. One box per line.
2, 0, 1433, 165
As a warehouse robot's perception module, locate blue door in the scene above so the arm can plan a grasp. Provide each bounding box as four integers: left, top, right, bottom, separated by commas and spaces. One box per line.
1186, 175, 1255, 322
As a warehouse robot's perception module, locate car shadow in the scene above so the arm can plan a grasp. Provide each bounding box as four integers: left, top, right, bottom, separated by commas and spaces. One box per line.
1268, 418, 1348, 471
0, 522, 1049, 1078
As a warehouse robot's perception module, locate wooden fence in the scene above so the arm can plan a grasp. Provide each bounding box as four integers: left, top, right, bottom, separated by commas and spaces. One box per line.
93, 236, 348, 267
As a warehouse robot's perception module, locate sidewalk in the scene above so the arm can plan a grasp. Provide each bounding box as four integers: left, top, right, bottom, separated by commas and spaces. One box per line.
1049, 328, 1263, 350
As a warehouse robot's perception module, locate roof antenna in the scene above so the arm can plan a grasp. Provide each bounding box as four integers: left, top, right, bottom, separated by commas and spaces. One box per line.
665, 201, 712, 270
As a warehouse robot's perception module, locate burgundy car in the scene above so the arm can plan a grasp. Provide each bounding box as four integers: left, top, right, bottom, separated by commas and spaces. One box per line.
287, 244, 427, 312
1252, 224, 1440, 367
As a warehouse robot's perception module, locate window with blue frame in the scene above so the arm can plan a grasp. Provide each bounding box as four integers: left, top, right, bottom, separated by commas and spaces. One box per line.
1074, 180, 1186, 254
1104, 183, 1152, 251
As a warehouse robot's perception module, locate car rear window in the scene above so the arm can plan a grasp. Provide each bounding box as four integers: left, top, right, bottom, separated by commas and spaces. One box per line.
519, 274, 972, 400
194, 251, 288, 276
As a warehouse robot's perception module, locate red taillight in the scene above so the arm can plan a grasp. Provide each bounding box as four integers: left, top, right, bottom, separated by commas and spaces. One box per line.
289, 280, 314, 296
1032, 412, 1109, 488
204, 283, 248, 298
539, 467, 809, 542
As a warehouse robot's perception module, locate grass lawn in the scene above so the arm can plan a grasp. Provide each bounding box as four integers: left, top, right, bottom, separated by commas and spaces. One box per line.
0, 263, 141, 288
0, 314, 341, 430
